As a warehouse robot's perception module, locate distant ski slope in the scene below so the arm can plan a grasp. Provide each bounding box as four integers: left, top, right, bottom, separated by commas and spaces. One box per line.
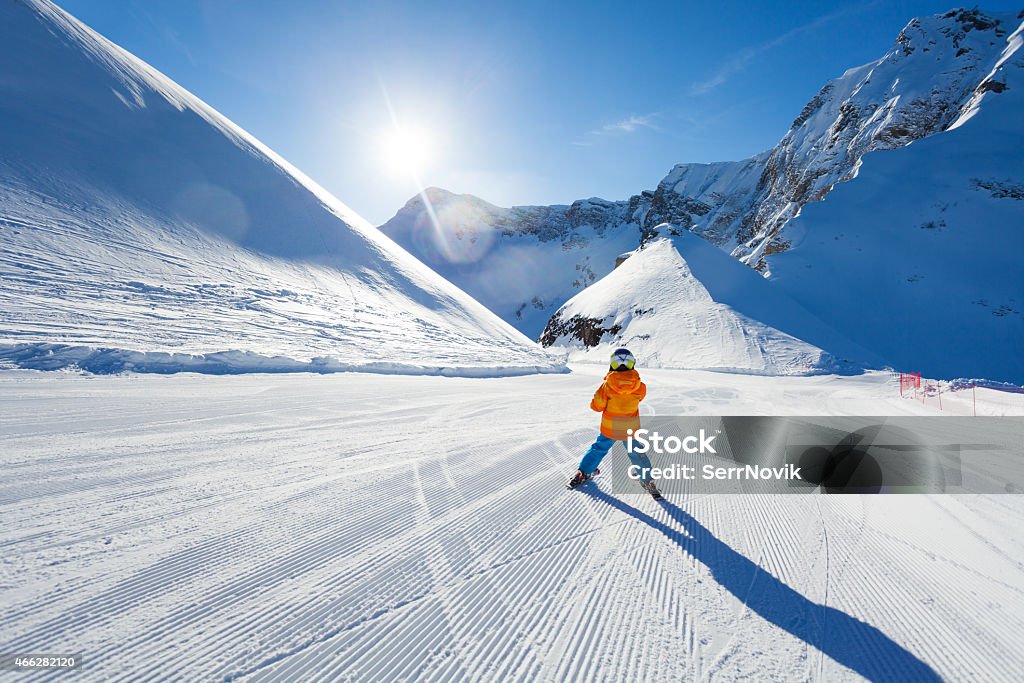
2, 367, 1023, 681
0, 0, 563, 376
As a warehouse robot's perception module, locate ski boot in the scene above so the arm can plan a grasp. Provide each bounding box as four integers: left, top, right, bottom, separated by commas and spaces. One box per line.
567, 468, 599, 489
640, 479, 663, 500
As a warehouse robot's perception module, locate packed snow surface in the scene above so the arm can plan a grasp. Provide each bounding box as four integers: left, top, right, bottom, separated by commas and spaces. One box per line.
0, 0, 563, 377
542, 234, 879, 376
3, 367, 1023, 681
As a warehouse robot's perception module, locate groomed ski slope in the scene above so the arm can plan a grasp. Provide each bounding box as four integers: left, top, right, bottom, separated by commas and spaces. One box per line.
3, 367, 1023, 681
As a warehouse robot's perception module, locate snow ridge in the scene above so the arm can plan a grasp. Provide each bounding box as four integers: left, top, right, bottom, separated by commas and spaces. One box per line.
738, 8, 1024, 268
765, 10, 1024, 383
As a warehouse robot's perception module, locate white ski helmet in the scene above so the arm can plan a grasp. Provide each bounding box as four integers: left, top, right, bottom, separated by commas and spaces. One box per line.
610, 348, 636, 371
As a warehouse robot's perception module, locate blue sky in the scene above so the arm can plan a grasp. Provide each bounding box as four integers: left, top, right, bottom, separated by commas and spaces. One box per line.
58, 0, 1022, 224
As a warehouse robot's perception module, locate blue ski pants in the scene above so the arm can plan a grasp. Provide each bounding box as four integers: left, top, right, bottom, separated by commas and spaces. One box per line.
578, 433, 654, 481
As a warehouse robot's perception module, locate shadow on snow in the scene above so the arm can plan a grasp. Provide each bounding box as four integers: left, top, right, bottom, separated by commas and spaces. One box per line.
583, 487, 941, 682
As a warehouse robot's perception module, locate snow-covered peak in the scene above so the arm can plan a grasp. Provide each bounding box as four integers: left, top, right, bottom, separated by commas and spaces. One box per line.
792, 7, 1018, 152
381, 9, 1023, 342
379, 8, 1021, 380
539, 230, 876, 375
898, 8, 1011, 52
659, 154, 771, 194
639, 152, 772, 247
737, 7, 1022, 267
378, 189, 639, 337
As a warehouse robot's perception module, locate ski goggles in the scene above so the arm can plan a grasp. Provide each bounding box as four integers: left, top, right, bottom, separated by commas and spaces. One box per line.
610, 354, 635, 370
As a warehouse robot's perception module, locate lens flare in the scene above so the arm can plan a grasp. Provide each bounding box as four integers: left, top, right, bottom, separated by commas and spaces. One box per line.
407, 199, 496, 265
377, 78, 455, 268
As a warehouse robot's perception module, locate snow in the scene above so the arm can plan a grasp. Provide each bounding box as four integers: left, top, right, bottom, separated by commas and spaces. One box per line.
541, 233, 880, 375
2, 367, 1022, 681
0, 0, 564, 377
950, 17, 1024, 130
655, 152, 770, 249
767, 13, 1024, 384
3, 3, 1022, 680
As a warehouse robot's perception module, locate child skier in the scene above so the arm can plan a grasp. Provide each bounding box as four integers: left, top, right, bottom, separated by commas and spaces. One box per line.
568, 348, 662, 499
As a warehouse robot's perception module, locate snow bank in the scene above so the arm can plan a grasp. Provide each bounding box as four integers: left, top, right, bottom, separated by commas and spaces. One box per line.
0, 343, 566, 378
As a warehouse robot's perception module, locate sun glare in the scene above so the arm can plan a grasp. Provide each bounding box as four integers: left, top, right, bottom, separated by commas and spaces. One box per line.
380, 126, 431, 177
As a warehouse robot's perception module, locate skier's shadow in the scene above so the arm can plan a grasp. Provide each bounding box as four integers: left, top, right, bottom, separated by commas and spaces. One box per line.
583, 488, 942, 682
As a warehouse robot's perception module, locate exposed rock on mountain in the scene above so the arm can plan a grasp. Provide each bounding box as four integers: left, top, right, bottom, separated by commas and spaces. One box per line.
736, 8, 1023, 269
764, 9, 1024, 383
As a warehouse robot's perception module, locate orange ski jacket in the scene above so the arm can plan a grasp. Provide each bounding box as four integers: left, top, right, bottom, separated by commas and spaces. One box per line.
590, 369, 646, 439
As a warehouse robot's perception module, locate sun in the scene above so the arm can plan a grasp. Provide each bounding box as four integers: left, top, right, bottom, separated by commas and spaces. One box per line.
380, 126, 431, 177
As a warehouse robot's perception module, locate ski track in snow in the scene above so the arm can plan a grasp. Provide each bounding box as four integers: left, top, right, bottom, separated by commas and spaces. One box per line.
1, 367, 1023, 681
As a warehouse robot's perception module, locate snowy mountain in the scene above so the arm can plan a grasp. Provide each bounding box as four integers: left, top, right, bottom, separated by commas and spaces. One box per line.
379, 151, 774, 340
766, 15, 1024, 384
539, 232, 878, 375
379, 188, 642, 337
737, 7, 1024, 269
381, 8, 1023, 381
0, 0, 564, 376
